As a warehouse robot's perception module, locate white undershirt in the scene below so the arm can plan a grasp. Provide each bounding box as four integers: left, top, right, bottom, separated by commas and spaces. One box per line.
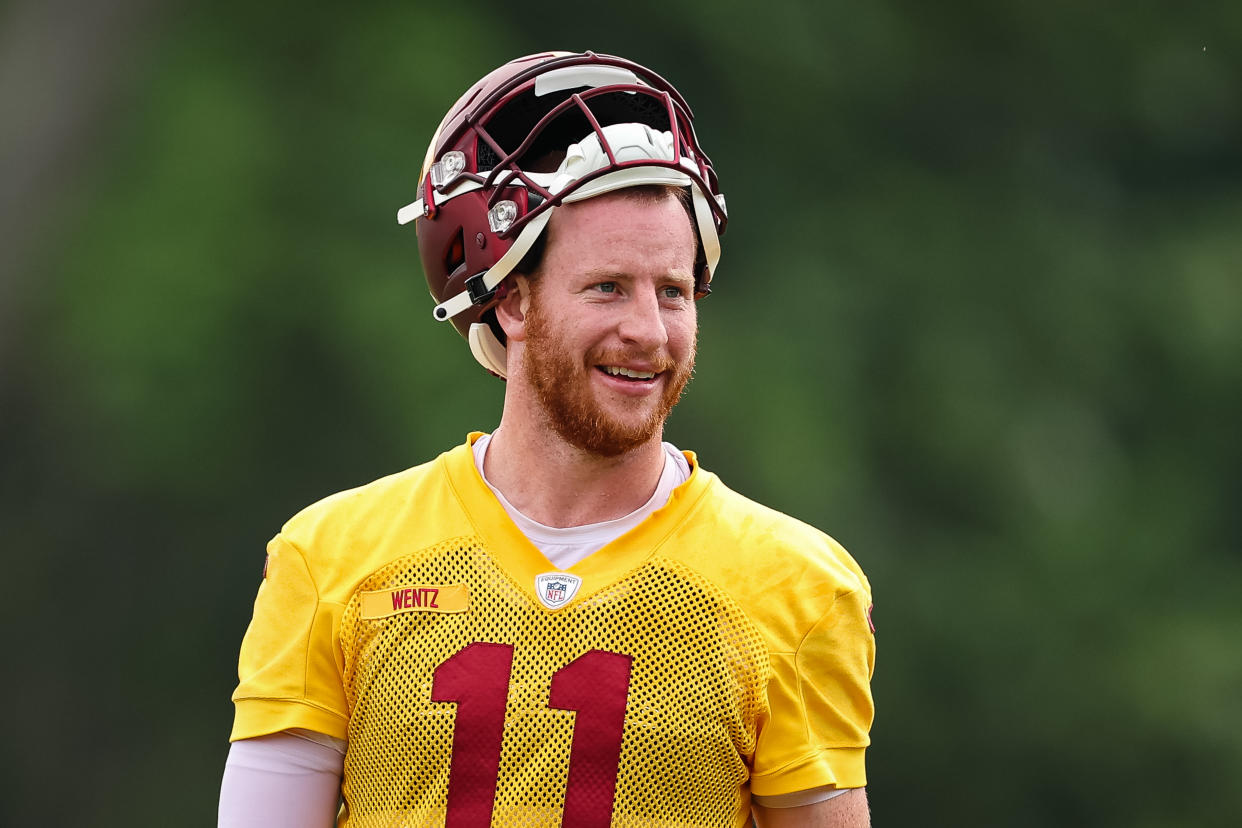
471, 432, 691, 569
219, 438, 847, 825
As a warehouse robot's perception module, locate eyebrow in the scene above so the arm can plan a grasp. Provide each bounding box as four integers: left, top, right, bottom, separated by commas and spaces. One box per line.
578, 268, 695, 287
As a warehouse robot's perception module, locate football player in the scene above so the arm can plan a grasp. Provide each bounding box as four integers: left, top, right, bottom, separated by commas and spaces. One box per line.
219, 51, 875, 828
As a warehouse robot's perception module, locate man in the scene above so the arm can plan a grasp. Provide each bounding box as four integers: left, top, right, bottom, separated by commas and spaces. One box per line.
220, 51, 875, 828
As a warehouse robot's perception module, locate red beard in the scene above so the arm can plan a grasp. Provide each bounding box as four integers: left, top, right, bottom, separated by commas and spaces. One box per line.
522, 298, 695, 458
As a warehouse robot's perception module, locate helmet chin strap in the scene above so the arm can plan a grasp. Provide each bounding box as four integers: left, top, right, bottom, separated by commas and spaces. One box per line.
443, 208, 555, 380
431, 210, 553, 324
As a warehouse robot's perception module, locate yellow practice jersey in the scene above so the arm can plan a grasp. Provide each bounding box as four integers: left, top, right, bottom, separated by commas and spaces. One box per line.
232, 434, 874, 827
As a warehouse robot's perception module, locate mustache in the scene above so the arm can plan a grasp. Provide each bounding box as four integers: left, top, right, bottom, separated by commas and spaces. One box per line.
588, 349, 680, 373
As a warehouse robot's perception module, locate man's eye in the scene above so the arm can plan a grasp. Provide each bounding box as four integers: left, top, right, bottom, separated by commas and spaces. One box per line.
662, 286, 686, 299
596, 282, 618, 293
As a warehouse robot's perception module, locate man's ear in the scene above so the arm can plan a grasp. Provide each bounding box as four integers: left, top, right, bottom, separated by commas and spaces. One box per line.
494, 275, 532, 343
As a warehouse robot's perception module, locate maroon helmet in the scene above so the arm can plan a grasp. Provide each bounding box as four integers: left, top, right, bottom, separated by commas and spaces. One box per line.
398, 50, 727, 377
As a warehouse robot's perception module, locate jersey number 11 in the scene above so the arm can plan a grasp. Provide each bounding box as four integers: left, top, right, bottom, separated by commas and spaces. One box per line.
431, 642, 633, 828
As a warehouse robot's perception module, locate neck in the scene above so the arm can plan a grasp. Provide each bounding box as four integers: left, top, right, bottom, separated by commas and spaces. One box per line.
483, 413, 667, 529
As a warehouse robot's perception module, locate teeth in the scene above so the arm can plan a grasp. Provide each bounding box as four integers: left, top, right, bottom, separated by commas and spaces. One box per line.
604, 366, 656, 379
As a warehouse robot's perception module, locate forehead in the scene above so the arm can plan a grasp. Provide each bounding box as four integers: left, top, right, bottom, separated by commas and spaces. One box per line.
540, 191, 697, 278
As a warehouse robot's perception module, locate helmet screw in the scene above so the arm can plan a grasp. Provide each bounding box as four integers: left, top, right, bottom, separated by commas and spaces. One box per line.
476, 232, 486, 249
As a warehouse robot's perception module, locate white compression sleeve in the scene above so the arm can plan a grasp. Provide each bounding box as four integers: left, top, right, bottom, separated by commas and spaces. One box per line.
218, 731, 344, 828
752, 785, 853, 808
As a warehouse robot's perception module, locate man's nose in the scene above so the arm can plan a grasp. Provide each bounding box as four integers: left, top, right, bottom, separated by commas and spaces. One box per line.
617, 290, 668, 351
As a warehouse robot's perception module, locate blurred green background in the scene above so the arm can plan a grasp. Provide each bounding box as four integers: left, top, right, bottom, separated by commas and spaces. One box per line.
2, 0, 1240, 825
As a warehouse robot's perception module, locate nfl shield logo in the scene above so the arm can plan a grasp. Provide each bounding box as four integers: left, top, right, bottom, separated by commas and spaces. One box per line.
534, 572, 582, 610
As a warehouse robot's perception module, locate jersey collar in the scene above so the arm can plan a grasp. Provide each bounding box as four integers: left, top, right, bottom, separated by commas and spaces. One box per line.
439, 432, 715, 604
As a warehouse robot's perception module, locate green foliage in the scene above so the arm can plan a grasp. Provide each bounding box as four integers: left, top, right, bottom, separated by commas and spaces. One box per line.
3, 0, 1240, 824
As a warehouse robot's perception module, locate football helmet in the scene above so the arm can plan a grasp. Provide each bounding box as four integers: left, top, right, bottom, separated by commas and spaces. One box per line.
398, 51, 727, 377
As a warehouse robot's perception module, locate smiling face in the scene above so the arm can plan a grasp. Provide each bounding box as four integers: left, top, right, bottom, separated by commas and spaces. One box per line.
507, 189, 699, 457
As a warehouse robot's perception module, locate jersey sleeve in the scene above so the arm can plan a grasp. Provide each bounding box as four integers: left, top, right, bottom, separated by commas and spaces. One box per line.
230, 534, 349, 741
750, 582, 875, 796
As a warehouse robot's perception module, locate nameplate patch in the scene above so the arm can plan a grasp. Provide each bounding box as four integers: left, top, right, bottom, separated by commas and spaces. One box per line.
360, 584, 470, 619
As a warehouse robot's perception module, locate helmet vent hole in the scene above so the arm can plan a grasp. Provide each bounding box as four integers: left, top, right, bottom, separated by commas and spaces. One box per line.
444, 229, 466, 274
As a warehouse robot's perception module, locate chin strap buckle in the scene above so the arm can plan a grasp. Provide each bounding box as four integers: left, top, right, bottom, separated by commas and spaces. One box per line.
464, 271, 497, 305
433, 271, 498, 322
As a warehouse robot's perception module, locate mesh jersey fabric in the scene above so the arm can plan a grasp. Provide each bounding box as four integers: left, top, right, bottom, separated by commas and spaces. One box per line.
231, 434, 874, 827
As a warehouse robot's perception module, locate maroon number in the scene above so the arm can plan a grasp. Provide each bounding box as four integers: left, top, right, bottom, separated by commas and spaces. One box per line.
431, 642, 514, 828
432, 644, 633, 827
549, 650, 633, 828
